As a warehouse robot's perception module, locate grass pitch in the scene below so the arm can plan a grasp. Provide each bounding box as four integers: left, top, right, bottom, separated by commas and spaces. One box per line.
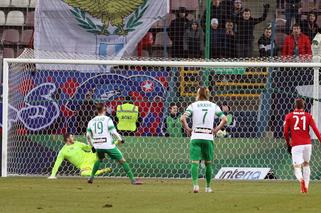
0, 178, 320, 213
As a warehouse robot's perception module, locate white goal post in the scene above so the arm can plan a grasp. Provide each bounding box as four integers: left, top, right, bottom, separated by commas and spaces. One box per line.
1, 58, 320, 178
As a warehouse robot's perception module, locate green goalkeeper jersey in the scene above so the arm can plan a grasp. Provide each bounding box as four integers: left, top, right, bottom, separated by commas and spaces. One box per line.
50, 141, 96, 177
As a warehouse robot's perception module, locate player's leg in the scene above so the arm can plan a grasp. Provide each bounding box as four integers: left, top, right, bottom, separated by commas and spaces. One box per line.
302, 145, 312, 192
291, 145, 305, 193
106, 147, 138, 184
88, 150, 105, 183
203, 140, 214, 193
82, 154, 112, 176
81, 167, 112, 176
190, 140, 201, 193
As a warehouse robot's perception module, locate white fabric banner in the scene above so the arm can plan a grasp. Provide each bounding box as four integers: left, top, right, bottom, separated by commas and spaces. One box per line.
35, 0, 168, 58
215, 167, 271, 180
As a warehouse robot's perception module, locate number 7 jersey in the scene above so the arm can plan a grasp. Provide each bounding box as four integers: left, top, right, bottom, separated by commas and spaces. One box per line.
283, 109, 321, 147
185, 101, 225, 140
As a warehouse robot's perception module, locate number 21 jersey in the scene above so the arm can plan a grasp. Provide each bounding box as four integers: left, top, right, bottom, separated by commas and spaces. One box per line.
283, 109, 321, 146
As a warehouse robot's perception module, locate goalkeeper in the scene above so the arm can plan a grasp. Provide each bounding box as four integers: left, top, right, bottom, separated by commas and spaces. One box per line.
48, 133, 112, 178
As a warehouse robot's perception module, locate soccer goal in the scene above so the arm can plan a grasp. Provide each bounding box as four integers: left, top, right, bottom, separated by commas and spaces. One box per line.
1, 51, 320, 179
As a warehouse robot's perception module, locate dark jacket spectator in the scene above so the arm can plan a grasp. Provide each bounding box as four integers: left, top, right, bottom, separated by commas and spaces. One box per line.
258, 27, 279, 57
300, 10, 320, 41
232, 0, 243, 19
201, 0, 227, 29
282, 24, 312, 58
210, 18, 224, 59
234, 4, 269, 58
285, 0, 301, 33
221, 20, 236, 58
168, 7, 190, 58
183, 21, 204, 58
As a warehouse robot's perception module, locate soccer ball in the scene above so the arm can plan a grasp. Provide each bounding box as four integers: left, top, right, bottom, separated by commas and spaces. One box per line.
216, 130, 227, 138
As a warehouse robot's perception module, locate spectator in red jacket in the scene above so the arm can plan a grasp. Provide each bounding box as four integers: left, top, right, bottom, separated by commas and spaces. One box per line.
282, 24, 312, 59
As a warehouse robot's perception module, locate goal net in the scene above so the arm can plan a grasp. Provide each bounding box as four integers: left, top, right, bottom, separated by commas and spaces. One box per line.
1, 50, 321, 180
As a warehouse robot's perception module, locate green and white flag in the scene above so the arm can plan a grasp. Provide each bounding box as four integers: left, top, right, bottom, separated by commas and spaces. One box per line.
35, 0, 168, 58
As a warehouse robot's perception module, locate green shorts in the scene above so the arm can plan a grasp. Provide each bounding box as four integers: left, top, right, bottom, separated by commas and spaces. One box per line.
189, 139, 214, 161
96, 147, 123, 161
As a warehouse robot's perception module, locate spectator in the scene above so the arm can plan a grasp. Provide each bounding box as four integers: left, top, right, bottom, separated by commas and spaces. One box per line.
116, 96, 142, 136
183, 21, 204, 58
277, 0, 285, 9
210, 18, 223, 59
168, 7, 190, 58
232, 0, 243, 19
285, 0, 301, 33
220, 102, 236, 137
300, 10, 320, 42
201, 0, 226, 29
282, 24, 312, 58
234, 4, 270, 58
76, 89, 95, 134
221, 20, 236, 58
258, 25, 279, 57
164, 103, 184, 137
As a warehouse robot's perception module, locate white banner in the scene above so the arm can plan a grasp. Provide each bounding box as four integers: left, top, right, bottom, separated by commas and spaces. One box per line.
35, 0, 168, 58
215, 167, 271, 180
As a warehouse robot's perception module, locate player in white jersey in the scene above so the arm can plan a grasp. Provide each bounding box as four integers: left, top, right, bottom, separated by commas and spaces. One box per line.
181, 87, 227, 193
86, 103, 142, 185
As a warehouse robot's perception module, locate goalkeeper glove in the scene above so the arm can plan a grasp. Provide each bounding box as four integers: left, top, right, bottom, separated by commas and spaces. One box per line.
287, 145, 292, 155
91, 147, 96, 153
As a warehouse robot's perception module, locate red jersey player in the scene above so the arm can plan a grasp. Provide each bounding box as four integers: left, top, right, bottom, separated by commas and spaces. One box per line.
283, 98, 321, 193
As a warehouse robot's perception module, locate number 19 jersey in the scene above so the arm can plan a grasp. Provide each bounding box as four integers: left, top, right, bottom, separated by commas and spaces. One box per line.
185, 101, 225, 140
87, 115, 116, 149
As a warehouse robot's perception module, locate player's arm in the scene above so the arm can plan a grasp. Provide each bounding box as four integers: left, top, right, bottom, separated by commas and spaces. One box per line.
76, 141, 92, 152
283, 114, 292, 154
108, 118, 124, 144
86, 124, 93, 147
49, 150, 64, 178
180, 105, 192, 136
213, 112, 227, 134
310, 117, 321, 142
283, 114, 291, 146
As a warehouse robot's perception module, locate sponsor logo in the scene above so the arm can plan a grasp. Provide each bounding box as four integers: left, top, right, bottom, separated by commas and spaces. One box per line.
215, 167, 271, 180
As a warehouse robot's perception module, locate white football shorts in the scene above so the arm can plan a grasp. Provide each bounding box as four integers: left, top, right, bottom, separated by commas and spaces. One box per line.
291, 144, 312, 165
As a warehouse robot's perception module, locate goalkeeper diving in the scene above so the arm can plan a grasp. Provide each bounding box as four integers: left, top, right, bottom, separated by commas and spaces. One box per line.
48, 133, 112, 179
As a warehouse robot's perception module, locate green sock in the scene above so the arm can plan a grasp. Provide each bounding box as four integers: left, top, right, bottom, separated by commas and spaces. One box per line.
90, 160, 101, 178
205, 163, 212, 187
122, 162, 135, 182
191, 163, 199, 186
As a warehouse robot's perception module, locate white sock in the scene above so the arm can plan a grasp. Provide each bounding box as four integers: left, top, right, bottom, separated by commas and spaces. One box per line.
303, 166, 310, 189
294, 167, 303, 181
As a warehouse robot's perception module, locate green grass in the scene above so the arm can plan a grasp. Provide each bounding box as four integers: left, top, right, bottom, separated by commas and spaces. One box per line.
0, 178, 320, 213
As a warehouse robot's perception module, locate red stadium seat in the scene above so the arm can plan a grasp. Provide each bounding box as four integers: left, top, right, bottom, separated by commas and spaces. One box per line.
20, 29, 33, 45
25, 11, 34, 26
1, 29, 20, 45
3, 48, 15, 58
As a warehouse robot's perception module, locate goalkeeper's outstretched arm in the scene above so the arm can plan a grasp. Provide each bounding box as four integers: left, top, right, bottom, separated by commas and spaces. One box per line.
49, 151, 64, 178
